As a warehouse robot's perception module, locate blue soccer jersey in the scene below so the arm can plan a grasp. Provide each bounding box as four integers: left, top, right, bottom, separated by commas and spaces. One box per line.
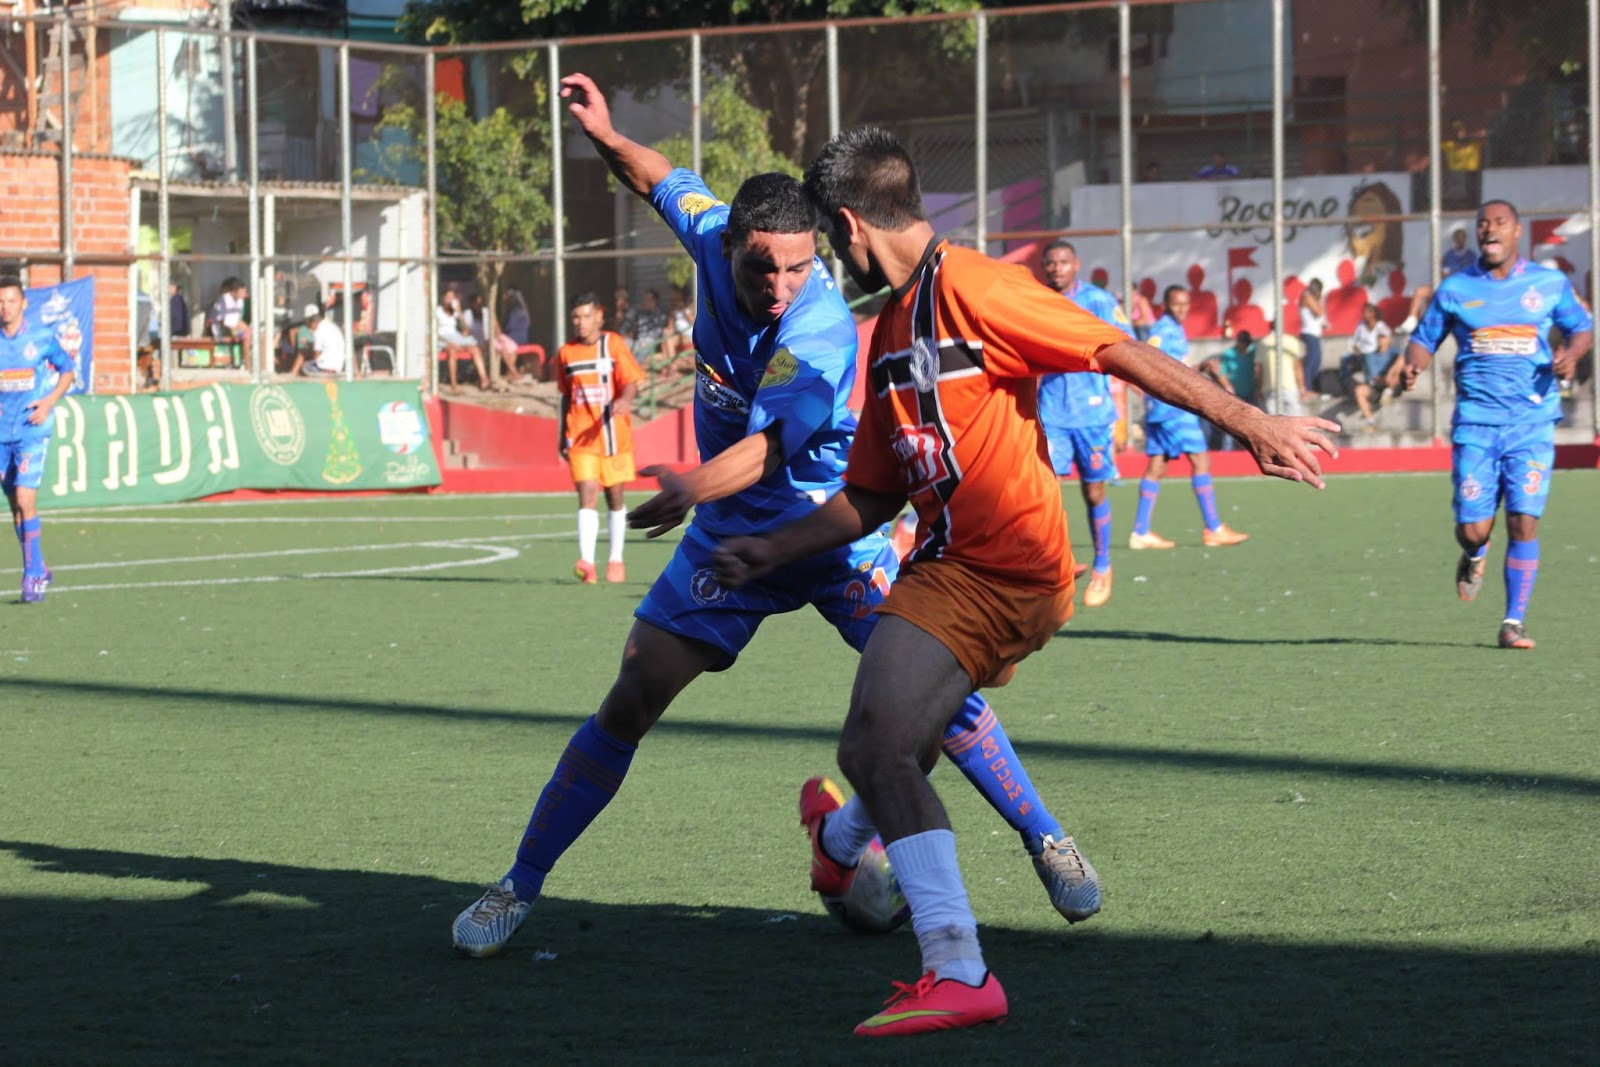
1411, 257, 1593, 427
1142, 312, 1193, 424
0, 317, 73, 443
648, 168, 860, 537
1037, 280, 1130, 431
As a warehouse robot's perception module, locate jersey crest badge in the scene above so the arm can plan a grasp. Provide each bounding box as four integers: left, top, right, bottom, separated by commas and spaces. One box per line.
689, 567, 729, 606
910, 336, 938, 393
677, 192, 720, 217
1520, 286, 1544, 313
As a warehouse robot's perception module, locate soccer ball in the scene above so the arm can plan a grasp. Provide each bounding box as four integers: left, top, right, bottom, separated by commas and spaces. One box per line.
819, 836, 910, 935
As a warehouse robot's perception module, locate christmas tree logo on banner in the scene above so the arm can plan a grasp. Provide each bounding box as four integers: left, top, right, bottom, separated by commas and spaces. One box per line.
322, 381, 363, 485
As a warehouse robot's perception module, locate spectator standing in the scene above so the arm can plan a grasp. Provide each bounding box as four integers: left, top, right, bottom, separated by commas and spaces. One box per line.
1256, 325, 1307, 417
1441, 227, 1476, 277
613, 286, 636, 340
658, 284, 697, 373
557, 291, 643, 585
1218, 330, 1257, 402
1298, 278, 1329, 394
1129, 283, 1156, 341
630, 288, 668, 359
168, 282, 191, 338
1345, 303, 1394, 429
1194, 151, 1241, 179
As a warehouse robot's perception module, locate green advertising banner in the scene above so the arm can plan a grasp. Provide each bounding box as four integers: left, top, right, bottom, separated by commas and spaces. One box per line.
38, 382, 441, 509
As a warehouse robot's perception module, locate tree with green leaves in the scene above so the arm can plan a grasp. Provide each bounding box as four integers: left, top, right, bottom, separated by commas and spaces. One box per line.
371, 71, 555, 383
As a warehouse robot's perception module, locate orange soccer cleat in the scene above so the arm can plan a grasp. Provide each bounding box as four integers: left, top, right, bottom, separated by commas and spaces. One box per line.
799, 775, 854, 897
853, 971, 1008, 1037
573, 560, 598, 584
1498, 621, 1535, 650
605, 561, 626, 583
1127, 530, 1175, 551
1083, 568, 1112, 608
1201, 524, 1250, 547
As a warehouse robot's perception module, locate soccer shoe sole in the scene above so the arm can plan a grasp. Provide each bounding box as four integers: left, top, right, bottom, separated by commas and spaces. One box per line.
799, 776, 851, 896
1457, 546, 1488, 601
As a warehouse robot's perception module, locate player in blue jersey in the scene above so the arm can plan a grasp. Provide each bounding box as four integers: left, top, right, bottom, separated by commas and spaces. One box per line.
451, 73, 1100, 958
1037, 240, 1127, 607
1128, 286, 1251, 550
0, 276, 75, 604
1401, 200, 1593, 650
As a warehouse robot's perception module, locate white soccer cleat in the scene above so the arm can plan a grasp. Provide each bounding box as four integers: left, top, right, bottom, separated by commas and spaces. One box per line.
452, 878, 532, 957
1032, 834, 1102, 924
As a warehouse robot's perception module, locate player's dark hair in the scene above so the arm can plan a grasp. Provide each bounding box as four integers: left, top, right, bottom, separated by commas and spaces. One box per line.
569, 290, 602, 312
1479, 198, 1520, 222
804, 126, 927, 231
1162, 284, 1186, 306
0, 275, 22, 294
219, 276, 243, 293
1044, 239, 1077, 258
727, 172, 817, 245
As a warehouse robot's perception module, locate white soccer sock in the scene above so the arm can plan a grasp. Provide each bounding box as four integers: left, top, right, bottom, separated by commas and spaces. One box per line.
607, 507, 627, 563
821, 795, 879, 866
577, 508, 599, 564
885, 829, 987, 986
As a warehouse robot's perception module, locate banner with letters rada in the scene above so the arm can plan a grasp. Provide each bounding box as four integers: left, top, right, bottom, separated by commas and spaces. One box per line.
37, 381, 440, 509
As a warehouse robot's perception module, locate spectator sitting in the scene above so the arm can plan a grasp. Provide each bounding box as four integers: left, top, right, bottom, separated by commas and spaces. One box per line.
436, 292, 493, 393
629, 287, 668, 359
658, 284, 697, 374
1197, 333, 1247, 450
496, 288, 546, 382
613, 287, 636, 341
207, 276, 252, 368
1194, 151, 1241, 180
292, 303, 347, 377
1254, 323, 1307, 417
1441, 226, 1476, 277
1343, 302, 1396, 430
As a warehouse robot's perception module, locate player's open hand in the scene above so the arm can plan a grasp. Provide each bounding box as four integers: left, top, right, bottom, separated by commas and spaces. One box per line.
629, 464, 694, 538
712, 536, 778, 590
24, 399, 53, 426
559, 73, 614, 141
1236, 412, 1340, 489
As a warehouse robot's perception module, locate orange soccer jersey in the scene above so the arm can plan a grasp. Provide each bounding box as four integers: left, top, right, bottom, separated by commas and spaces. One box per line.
556, 331, 644, 457
847, 240, 1130, 592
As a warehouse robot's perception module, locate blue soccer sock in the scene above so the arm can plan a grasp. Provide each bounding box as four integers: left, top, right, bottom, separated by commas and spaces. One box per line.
1192, 472, 1222, 532
17, 516, 45, 578
1133, 478, 1160, 535
942, 694, 1062, 853
1504, 539, 1539, 623
1088, 499, 1112, 571
505, 715, 636, 902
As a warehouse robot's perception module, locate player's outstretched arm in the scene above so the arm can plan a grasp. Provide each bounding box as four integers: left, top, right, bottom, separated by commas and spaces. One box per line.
1098, 338, 1339, 488
630, 425, 785, 539
559, 72, 672, 200
713, 483, 905, 589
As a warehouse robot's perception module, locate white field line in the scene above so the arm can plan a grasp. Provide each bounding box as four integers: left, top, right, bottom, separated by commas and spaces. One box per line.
7, 533, 572, 592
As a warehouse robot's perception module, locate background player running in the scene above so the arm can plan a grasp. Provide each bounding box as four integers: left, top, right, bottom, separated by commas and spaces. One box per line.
1401, 199, 1592, 650
450, 74, 1098, 959
1129, 286, 1251, 550
1037, 239, 1129, 607
0, 275, 74, 604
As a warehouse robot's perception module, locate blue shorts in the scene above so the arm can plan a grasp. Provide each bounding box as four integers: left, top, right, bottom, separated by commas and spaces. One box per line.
635, 522, 898, 669
1045, 426, 1118, 482
1363, 352, 1396, 383
1451, 422, 1555, 524
0, 438, 50, 493
1144, 415, 1208, 458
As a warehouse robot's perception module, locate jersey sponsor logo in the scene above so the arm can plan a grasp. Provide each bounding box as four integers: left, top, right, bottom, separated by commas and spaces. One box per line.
890, 423, 952, 493
695, 371, 749, 414
1148, 334, 1164, 350
1112, 306, 1130, 325
573, 384, 611, 406
1462, 300, 1485, 308
759, 348, 799, 389
1520, 286, 1544, 313
1468, 325, 1539, 356
676, 192, 720, 217
689, 567, 729, 606
0, 367, 34, 392
909, 336, 938, 392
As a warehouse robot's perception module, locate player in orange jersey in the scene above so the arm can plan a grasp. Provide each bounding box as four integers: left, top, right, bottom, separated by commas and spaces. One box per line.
714, 126, 1339, 1037
556, 291, 644, 584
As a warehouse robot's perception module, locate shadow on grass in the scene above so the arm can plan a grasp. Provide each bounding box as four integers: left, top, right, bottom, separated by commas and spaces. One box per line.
1056, 627, 1483, 650
1, 840, 1593, 1066
3, 677, 1597, 801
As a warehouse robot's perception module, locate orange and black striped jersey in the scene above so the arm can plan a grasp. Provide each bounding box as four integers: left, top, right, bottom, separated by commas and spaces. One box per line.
845, 240, 1129, 592
556, 331, 644, 457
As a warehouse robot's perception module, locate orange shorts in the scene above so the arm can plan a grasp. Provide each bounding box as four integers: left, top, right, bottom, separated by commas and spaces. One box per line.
876, 557, 1074, 689
568, 450, 636, 488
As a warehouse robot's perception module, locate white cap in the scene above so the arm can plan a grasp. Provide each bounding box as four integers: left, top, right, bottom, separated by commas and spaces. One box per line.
304, 303, 321, 319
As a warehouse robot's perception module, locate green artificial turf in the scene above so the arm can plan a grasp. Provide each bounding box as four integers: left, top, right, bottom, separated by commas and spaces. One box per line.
2, 473, 1596, 1064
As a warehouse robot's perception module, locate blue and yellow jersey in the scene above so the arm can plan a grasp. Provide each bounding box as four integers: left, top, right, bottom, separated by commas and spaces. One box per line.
1037, 280, 1130, 431
0, 317, 72, 443
649, 168, 860, 536
1411, 258, 1592, 426
1141, 312, 1191, 424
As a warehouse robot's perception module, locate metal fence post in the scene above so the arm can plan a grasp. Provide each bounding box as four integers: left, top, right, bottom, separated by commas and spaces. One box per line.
1427, 0, 1442, 442
1589, 0, 1599, 440
156, 27, 171, 389
549, 42, 567, 363
425, 50, 438, 394
1271, 0, 1285, 368
247, 33, 262, 384
1117, 3, 1133, 317
974, 11, 987, 254
339, 42, 355, 381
